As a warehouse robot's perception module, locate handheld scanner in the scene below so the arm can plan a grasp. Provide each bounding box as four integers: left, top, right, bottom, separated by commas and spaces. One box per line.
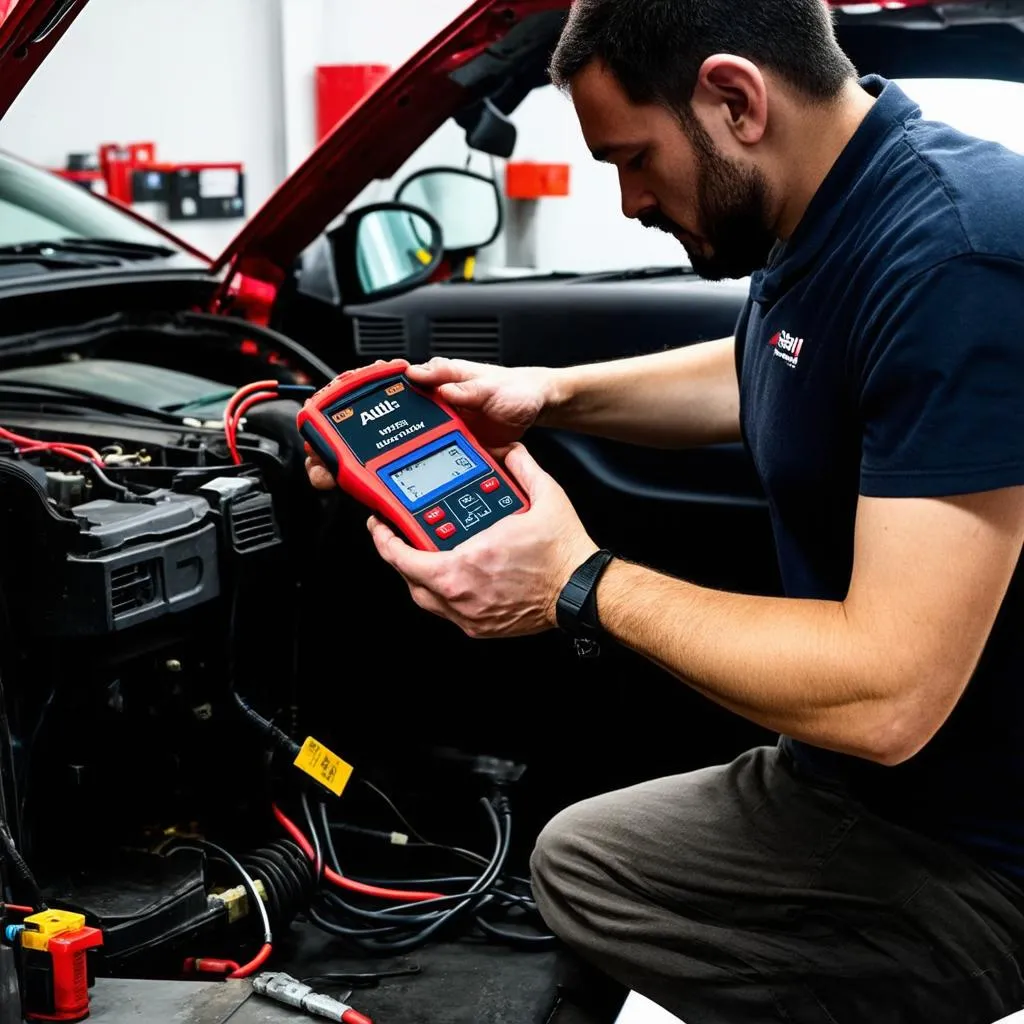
297, 360, 529, 551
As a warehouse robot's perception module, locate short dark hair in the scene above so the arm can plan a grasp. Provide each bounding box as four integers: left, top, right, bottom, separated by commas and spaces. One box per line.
550, 0, 857, 109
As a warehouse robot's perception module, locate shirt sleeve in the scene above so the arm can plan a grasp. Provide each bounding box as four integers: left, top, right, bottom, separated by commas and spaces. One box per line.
858, 253, 1024, 498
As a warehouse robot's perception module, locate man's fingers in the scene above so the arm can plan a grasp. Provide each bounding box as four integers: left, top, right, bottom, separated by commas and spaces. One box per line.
367, 515, 449, 586
406, 357, 480, 388
305, 455, 337, 491
434, 379, 491, 410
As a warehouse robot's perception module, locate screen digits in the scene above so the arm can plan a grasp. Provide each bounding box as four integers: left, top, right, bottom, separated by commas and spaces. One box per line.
391, 443, 476, 503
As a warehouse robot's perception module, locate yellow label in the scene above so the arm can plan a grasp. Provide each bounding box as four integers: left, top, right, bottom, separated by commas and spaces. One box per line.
293, 736, 353, 797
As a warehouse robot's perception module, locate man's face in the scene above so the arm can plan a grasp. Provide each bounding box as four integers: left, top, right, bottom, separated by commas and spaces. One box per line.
570, 60, 777, 280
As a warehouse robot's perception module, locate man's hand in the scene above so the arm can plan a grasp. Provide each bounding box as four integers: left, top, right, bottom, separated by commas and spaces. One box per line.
304, 357, 558, 491
366, 443, 598, 638
405, 357, 557, 450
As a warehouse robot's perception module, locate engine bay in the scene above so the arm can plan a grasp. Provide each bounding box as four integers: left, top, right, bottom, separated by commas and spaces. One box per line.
0, 311, 563, 1023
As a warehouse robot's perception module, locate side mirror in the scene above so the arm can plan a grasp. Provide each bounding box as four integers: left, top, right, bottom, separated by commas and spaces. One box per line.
395, 168, 503, 253
331, 202, 443, 303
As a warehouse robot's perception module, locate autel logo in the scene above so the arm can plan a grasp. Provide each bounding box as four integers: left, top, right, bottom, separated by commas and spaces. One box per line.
360, 399, 400, 426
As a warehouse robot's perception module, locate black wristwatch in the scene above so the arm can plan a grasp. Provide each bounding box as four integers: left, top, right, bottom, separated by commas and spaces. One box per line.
556, 549, 615, 658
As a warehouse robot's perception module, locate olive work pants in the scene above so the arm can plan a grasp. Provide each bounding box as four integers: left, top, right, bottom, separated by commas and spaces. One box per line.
531, 744, 1024, 1024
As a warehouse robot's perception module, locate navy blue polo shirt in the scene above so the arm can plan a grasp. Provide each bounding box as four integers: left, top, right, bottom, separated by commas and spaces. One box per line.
736, 76, 1024, 881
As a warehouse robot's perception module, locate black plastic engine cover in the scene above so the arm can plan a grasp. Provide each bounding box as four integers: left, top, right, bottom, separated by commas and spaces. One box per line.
54, 492, 220, 635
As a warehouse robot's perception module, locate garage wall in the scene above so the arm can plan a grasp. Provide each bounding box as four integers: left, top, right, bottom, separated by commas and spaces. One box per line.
0, 0, 285, 259
0, 0, 685, 274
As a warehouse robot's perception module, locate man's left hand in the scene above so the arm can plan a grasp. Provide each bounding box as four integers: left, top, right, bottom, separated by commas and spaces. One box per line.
367, 443, 599, 638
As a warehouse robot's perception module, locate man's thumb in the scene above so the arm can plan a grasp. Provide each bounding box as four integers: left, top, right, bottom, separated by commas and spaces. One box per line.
503, 443, 549, 499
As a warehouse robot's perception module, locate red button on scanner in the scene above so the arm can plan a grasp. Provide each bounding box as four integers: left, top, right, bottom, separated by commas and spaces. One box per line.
435, 522, 457, 540
480, 477, 500, 493
424, 506, 446, 525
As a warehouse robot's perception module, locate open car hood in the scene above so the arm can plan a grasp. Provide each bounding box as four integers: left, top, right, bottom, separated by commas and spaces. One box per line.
0, 0, 1015, 294
213, 0, 1022, 292
0, 1, 88, 119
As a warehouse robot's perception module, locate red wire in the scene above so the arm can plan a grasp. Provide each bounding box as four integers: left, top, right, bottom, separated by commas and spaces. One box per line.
227, 391, 278, 465
228, 941, 272, 979
222, 380, 279, 464
271, 804, 442, 902
0, 426, 103, 466
2, 904, 35, 914
225, 380, 279, 422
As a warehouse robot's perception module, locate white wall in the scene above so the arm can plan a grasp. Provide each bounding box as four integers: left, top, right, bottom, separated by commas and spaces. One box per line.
0, 0, 689, 273
0, 0, 285, 258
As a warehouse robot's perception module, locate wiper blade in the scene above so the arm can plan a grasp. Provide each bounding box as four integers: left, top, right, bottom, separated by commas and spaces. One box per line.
55, 237, 178, 258
0, 237, 176, 264
0, 251, 117, 269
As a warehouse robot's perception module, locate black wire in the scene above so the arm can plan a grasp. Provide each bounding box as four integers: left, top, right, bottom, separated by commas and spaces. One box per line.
346, 779, 534, 883
359, 778, 431, 845
319, 801, 344, 877
82, 459, 135, 499
308, 798, 511, 954
0, 820, 44, 910
473, 913, 556, 948
170, 841, 271, 943
301, 792, 323, 881
304, 785, 552, 952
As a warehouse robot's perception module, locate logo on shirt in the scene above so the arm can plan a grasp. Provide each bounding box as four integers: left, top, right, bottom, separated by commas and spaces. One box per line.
769, 329, 805, 369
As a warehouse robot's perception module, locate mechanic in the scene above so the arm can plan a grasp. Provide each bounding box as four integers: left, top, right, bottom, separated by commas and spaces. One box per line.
305, 0, 1024, 1020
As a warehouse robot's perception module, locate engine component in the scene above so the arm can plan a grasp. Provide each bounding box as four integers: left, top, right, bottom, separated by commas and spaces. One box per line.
45, 850, 214, 968
19, 909, 102, 1023
45, 472, 86, 508
197, 476, 281, 556
239, 840, 312, 933
0, 943, 21, 1024
252, 972, 373, 1024
56, 492, 220, 635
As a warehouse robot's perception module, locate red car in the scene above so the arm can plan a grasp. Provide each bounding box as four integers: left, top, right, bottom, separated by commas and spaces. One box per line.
0, 2, 1018, 1023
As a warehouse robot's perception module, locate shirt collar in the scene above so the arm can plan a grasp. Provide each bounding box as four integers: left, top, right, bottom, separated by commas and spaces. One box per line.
748, 76, 921, 307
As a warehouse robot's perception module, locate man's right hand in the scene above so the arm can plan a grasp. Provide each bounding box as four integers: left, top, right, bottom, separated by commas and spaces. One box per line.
405, 357, 556, 451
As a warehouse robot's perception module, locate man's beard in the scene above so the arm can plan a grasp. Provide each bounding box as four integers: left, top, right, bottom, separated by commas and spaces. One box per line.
640, 123, 777, 281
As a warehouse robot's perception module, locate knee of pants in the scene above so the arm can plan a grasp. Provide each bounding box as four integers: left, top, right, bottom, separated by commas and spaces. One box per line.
530, 794, 611, 907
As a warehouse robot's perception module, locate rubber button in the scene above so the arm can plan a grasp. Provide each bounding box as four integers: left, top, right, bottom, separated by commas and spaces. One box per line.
424, 507, 445, 525
435, 523, 457, 540
480, 477, 500, 493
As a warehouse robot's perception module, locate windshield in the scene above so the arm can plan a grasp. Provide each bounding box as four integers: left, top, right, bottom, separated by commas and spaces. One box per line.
377, 77, 1024, 279
0, 151, 181, 251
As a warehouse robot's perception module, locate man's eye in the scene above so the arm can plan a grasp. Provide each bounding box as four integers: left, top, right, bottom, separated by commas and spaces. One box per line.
627, 150, 647, 172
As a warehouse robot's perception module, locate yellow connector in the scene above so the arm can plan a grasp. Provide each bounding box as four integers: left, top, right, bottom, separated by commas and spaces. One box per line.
21, 910, 86, 951
210, 880, 267, 924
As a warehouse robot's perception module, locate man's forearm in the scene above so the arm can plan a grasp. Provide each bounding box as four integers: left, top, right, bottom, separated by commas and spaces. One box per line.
594, 559, 924, 765
538, 338, 741, 448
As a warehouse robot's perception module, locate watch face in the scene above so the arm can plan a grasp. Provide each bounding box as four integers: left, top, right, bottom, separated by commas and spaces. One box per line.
572, 636, 601, 659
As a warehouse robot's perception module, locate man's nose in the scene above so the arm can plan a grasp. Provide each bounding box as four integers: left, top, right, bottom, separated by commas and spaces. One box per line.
619, 175, 653, 220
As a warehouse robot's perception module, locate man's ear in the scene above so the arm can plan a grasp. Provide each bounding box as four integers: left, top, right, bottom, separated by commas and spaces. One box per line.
692, 55, 768, 146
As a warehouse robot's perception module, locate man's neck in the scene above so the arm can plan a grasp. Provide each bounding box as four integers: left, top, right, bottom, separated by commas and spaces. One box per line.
775, 80, 878, 240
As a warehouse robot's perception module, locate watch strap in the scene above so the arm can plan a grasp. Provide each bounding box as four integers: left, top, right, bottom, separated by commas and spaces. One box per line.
556, 549, 614, 656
